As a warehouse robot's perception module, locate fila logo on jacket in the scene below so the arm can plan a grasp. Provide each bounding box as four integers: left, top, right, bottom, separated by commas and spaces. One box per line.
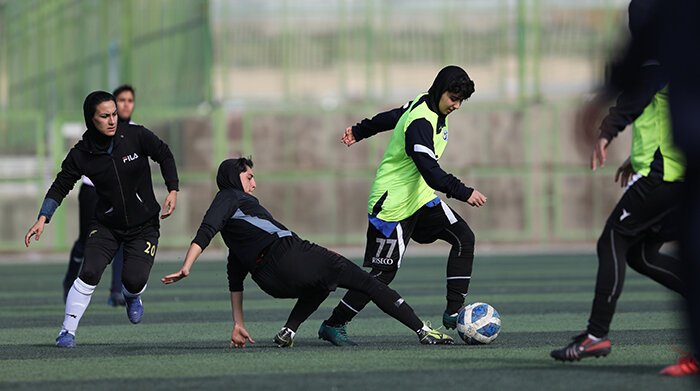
122, 153, 139, 163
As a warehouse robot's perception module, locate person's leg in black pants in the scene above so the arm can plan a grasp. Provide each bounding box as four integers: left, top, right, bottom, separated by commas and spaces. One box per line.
587, 223, 636, 338
627, 239, 685, 296
63, 184, 98, 302
284, 290, 331, 332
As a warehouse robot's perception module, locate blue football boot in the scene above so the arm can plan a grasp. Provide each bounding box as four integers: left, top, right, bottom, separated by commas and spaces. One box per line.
56, 330, 76, 348
125, 295, 144, 324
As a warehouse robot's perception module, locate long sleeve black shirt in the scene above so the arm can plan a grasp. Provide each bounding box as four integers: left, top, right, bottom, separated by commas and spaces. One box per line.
599, 62, 666, 141
191, 189, 297, 292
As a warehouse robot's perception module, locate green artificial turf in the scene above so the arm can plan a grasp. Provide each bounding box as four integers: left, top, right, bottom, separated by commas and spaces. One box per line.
0, 254, 696, 390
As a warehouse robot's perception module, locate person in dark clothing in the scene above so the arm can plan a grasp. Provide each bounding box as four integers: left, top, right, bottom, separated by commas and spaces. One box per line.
161, 157, 454, 348
551, 46, 685, 361
62, 84, 137, 307
113, 84, 135, 124
318, 65, 486, 346
576, 0, 700, 376
24, 90, 179, 348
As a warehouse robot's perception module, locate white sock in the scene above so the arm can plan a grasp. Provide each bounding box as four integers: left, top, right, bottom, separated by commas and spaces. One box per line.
61, 278, 96, 335
122, 284, 147, 298
587, 333, 602, 342
420, 324, 432, 333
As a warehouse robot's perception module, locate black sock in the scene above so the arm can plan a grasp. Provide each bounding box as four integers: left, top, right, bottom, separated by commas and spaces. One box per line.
441, 223, 475, 315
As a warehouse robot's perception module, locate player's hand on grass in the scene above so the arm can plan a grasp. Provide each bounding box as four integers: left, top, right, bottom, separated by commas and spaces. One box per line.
161, 268, 189, 285
160, 190, 177, 219
340, 127, 356, 147
591, 138, 609, 171
230, 324, 255, 348
24, 216, 46, 248
615, 157, 634, 187
467, 190, 487, 207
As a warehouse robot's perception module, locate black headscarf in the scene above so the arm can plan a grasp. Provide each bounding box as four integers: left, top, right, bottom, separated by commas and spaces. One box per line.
628, 0, 655, 40
427, 65, 469, 114
216, 157, 254, 191
82, 91, 117, 152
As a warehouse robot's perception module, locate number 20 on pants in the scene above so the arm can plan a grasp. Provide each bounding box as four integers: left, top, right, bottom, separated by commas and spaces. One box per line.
144, 241, 157, 257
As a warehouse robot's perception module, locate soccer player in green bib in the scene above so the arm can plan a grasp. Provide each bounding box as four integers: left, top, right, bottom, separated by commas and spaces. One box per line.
550, 13, 686, 360
318, 65, 488, 346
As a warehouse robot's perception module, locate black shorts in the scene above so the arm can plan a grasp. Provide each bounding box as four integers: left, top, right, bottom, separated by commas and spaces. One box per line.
251, 237, 348, 298
80, 216, 160, 289
363, 200, 465, 271
607, 175, 682, 241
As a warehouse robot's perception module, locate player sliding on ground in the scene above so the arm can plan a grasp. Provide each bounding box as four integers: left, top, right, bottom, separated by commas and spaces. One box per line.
161, 157, 453, 348
318, 65, 487, 346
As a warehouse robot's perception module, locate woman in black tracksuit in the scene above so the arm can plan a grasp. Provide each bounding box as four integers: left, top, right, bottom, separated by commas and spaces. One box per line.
62, 85, 137, 306
24, 90, 179, 348
161, 157, 453, 348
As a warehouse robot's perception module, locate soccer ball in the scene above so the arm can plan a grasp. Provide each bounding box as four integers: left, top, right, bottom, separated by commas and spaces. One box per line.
456, 302, 501, 345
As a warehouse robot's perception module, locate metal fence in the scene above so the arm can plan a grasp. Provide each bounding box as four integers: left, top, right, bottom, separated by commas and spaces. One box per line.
0, 0, 631, 252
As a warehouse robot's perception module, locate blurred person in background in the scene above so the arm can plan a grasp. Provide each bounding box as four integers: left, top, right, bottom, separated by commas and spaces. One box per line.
551, 2, 685, 360
24, 90, 179, 348
576, 0, 700, 376
62, 85, 137, 307
318, 65, 487, 346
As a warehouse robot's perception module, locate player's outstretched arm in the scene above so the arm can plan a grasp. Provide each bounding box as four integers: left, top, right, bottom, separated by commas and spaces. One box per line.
28, 152, 83, 248
161, 242, 203, 284
163, 191, 236, 283
230, 291, 255, 348
24, 216, 47, 247
342, 103, 412, 146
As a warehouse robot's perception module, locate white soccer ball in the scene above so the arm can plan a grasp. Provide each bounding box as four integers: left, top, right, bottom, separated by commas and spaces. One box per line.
456, 302, 501, 345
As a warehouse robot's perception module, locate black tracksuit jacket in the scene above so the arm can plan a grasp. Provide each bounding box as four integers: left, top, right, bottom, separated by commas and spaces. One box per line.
44, 123, 179, 229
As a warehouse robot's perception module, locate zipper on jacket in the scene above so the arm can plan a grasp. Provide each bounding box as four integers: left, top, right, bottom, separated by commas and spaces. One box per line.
111, 158, 130, 226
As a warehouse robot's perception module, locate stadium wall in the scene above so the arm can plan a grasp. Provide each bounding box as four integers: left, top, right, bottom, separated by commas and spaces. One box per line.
0, 0, 631, 251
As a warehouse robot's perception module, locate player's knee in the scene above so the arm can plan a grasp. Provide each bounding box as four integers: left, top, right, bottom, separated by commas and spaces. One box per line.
77, 266, 101, 286
122, 275, 148, 294
625, 247, 649, 274
461, 225, 475, 247
450, 222, 475, 253
626, 258, 645, 274
453, 221, 475, 244
365, 277, 391, 297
